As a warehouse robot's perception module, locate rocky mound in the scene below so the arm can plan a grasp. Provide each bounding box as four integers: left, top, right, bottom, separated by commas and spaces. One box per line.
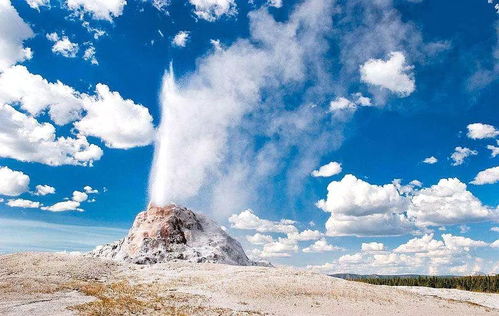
89, 204, 260, 266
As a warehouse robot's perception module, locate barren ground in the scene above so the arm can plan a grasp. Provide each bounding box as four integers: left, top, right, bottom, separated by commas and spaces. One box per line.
0, 252, 497, 315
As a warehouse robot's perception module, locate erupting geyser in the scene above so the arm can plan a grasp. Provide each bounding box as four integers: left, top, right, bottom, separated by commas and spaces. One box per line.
91, 65, 265, 266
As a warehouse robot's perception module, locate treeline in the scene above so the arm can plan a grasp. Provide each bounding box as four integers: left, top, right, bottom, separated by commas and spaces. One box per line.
350, 275, 499, 293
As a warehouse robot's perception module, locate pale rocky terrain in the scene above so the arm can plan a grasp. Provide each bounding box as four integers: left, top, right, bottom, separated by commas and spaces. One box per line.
1, 252, 498, 316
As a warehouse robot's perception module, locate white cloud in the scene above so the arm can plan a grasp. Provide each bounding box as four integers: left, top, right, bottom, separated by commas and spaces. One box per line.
246, 233, 273, 245
408, 178, 497, 226
228, 209, 298, 234
25, 0, 50, 9
329, 97, 355, 111
441, 234, 488, 251
487, 142, 499, 157
75, 84, 155, 149
66, 0, 126, 21
470, 166, 499, 185
0, 103, 103, 166
423, 156, 438, 164
466, 123, 499, 139
210, 39, 222, 51
338, 253, 364, 265
394, 234, 445, 253
72, 190, 88, 202
268, 0, 282, 8
360, 51, 415, 96
317, 174, 408, 217
188, 0, 236, 22
491, 240, 499, 248
260, 237, 298, 257
0, 65, 84, 125
0, 65, 155, 153
316, 175, 412, 236
491, 227, 499, 232
0, 166, 30, 196
41, 200, 82, 212
83, 45, 98, 65
328, 94, 374, 119
6, 198, 40, 208
0, 0, 34, 72
450, 146, 477, 166
312, 233, 491, 275
287, 229, 322, 241
353, 93, 372, 106
34, 184, 55, 196
361, 242, 385, 252
311, 161, 342, 178
303, 238, 340, 253
152, 0, 170, 12
83, 185, 98, 194
46, 33, 79, 58
172, 31, 190, 48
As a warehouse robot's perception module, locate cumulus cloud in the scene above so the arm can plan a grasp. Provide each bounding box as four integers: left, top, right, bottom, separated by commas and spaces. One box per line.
316, 174, 412, 237
491, 240, 499, 248
441, 234, 488, 251
317, 174, 497, 236
189, 0, 236, 22
172, 31, 189, 48
6, 198, 40, 208
246, 233, 273, 245
466, 123, 499, 139
408, 178, 497, 226
311, 233, 491, 275
46, 33, 79, 58
450, 146, 477, 166
0, 65, 154, 164
34, 184, 55, 196
228, 209, 298, 234
360, 51, 415, 96
83, 45, 98, 65
423, 156, 438, 164
0, 65, 83, 125
287, 229, 322, 241
83, 185, 98, 194
0, 0, 34, 72
66, 0, 126, 21
487, 142, 499, 157
471, 166, 499, 185
311, 161, 342, 177
72, 190, 88, 202
316, 175, 409, 216
25, 0, 49, 9
75, 84, 155, 149
0, 166, 30, 196
328, 94, 374, 120
260, 237, 298, 257
361, 242, 385, 252
302, 238, 340, 253
0, 103, 103, 166
41, 200, 82, 212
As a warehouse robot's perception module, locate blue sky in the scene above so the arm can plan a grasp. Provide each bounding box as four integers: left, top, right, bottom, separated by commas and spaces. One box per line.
0, 0, 498, 275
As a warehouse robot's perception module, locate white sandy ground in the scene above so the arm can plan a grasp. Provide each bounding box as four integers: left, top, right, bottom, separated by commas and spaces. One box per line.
397, 286, 499, 310
0, 252, 498, 315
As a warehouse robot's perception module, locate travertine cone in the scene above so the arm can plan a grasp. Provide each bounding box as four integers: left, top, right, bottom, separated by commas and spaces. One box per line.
89, 204, 263, 266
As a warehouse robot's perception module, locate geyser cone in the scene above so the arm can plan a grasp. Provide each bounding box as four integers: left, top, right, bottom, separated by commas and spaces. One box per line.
90, 204, 264, 266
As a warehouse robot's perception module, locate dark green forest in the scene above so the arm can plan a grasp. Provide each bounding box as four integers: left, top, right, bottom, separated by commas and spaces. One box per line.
350, 275, 499, 293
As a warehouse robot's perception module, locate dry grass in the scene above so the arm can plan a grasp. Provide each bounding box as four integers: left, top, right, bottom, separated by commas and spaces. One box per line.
62, 280, 263, 316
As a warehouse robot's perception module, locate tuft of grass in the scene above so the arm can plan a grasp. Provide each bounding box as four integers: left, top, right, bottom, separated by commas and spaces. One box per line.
64, 280, 263, 315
